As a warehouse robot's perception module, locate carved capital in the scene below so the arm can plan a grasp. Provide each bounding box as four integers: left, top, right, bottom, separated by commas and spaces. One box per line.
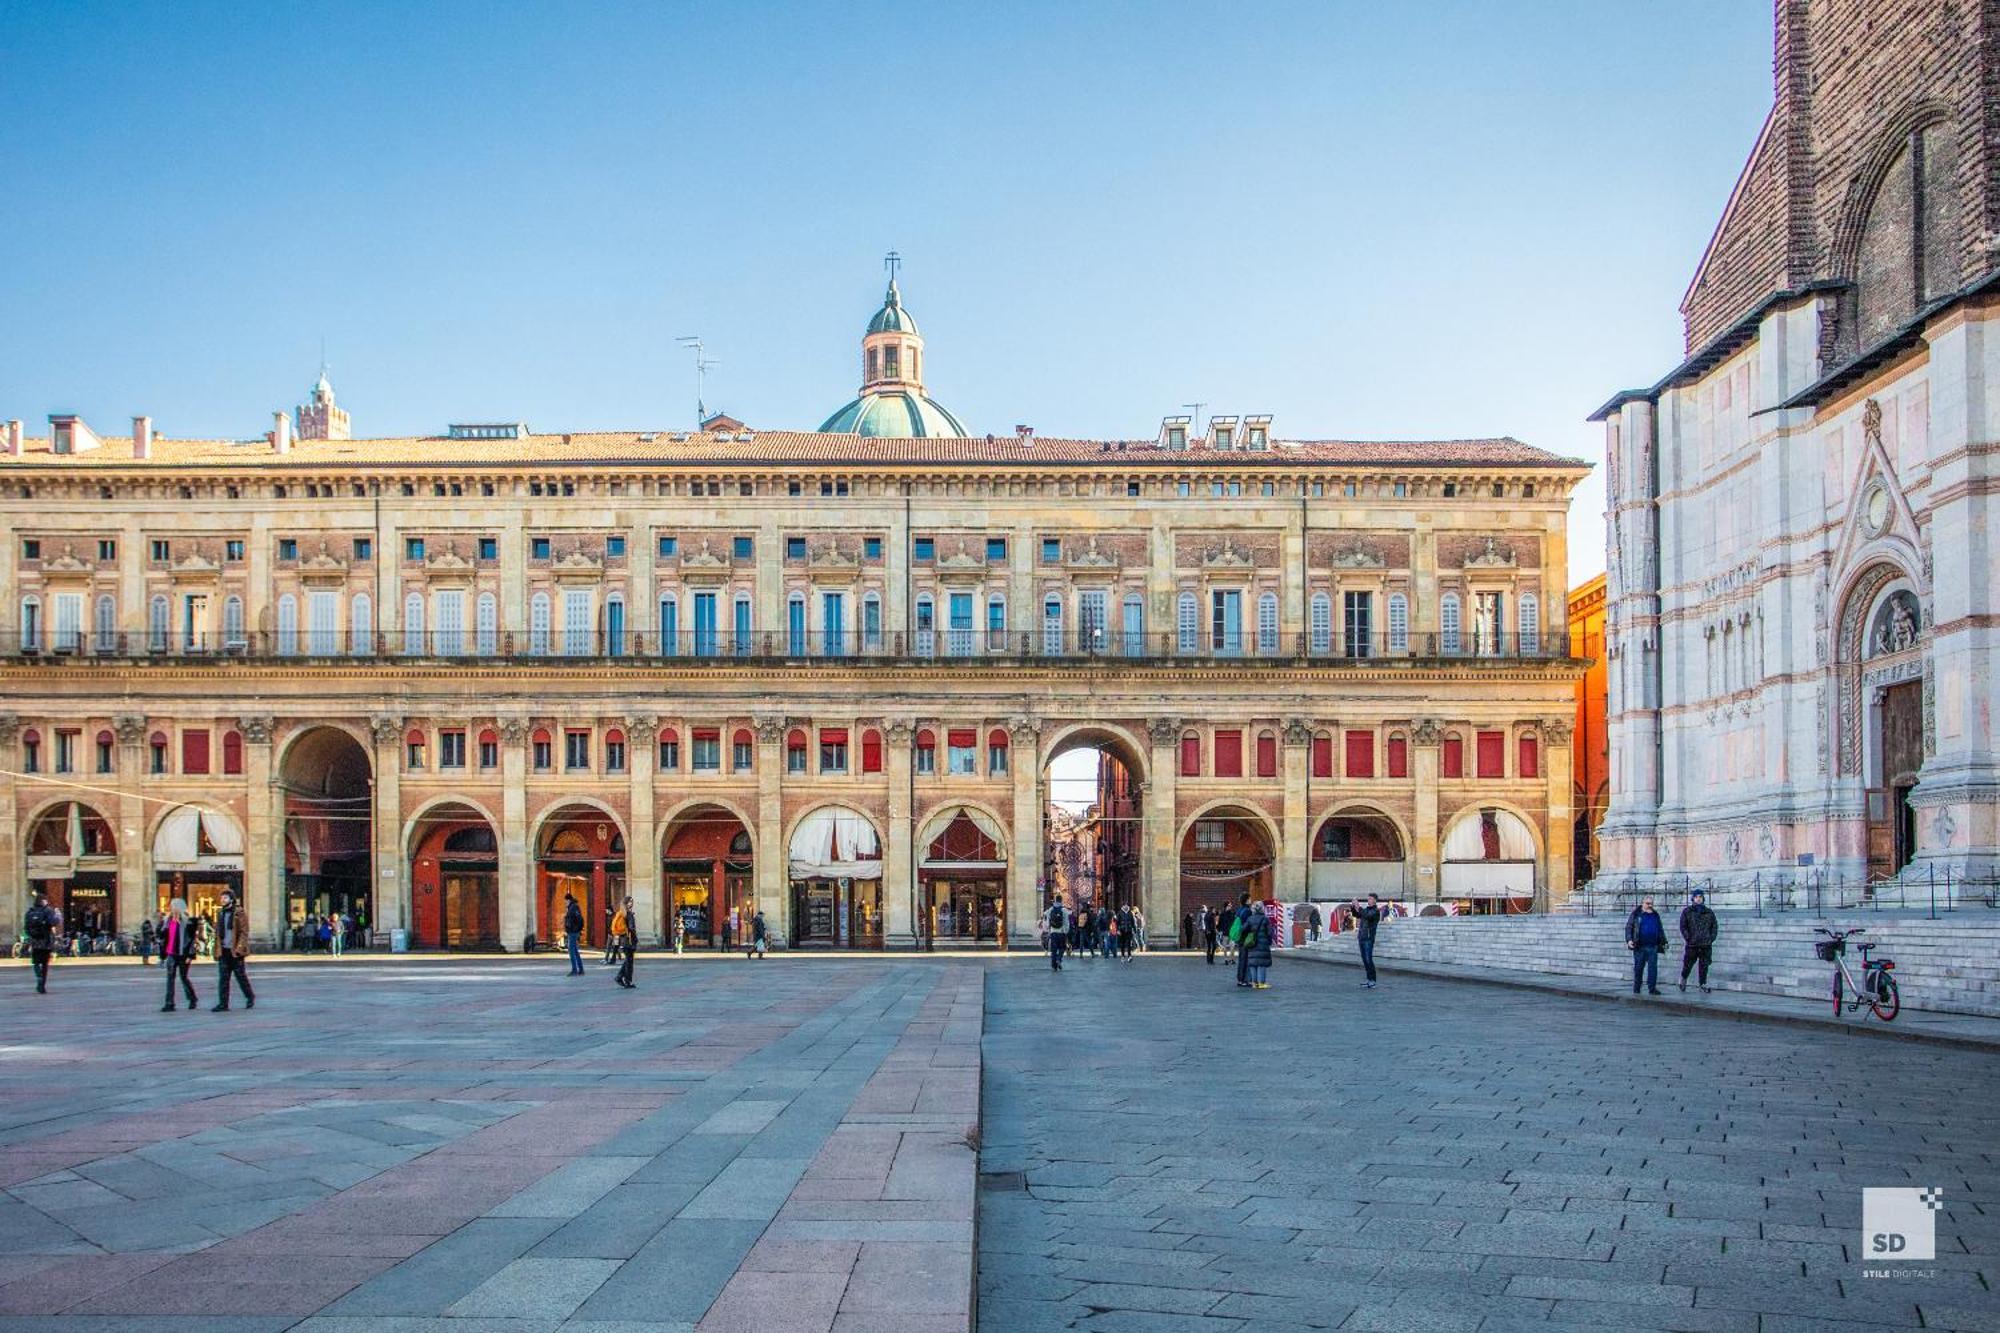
884, 718, 916, 745
753, 716, 786, 746
0, 713, 18, 746
237, 716, 274, 745
1282, 718, 1313, 747
1007, 715, 1041, 744
623, 715, 659, 745
498, 717, 532, 746
113, 714, 147, 747
1411, 718, 1443, 746
369, 714, 404, 745
1146, 716, 1180, 747
1541, 717, 1572, 744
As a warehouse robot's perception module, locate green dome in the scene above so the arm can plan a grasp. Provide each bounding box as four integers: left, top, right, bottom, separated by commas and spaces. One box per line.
866, 279, 918, 335
819, 390, 967, 438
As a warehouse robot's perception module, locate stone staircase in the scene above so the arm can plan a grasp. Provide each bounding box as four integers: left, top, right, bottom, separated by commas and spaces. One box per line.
1296, 911, 2000, 1017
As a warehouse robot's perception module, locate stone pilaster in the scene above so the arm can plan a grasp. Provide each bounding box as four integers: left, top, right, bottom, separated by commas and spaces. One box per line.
1144, 716, 1179, 931
884, 718, 915, 947
498, 717, 530, 949
0, 715, 19, 936
1411, 718, 1442, 902
1281, 718, 1311, 900
239, 716, 279, 945
113, 715, 147, 930
368, 714, 405, 939
625, 716, 659, 943
1007, 716, 1042, 946
754, 716, 786, 941
1541, 717, 1575, 907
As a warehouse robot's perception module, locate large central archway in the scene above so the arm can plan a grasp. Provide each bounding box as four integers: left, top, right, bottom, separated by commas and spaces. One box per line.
279, 725, 373, 944
1041, 724, 1147, 918
1441, 805, 1539, 913
661, 801, 755, 948
408, 800, 500, 950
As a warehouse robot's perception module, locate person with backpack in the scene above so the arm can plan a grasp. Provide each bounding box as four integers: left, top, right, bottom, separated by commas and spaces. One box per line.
1307, 903, 1323, 944
1045, 899, 1067, 971
1351, 894, 1382, 989
562, 893, 585, 976
1231, 894, 1254, 988
23, 890, 57, 994
613, 897, 637, 989
1678, 889, 1719, 993
1243, 901, 1274, 989
1625, 896, 1667, 996
1116, 905, 1136, 960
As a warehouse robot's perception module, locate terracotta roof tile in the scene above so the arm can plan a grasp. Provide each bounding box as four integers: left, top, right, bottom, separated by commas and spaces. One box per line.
0, 429, 1585, 471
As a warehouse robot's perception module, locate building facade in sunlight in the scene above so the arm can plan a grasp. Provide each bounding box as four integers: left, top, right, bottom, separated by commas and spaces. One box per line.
2, 275, 1586, 949
1591, 0, 1999, 898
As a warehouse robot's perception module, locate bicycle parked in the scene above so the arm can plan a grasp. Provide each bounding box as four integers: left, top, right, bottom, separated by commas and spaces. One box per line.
1814, 927, 1900, 1022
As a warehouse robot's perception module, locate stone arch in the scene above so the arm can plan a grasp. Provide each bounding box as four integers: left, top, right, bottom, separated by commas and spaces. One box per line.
782, 800, 883, 854
1040, 720, 1150, 782
1829, 101, 1955, 283
915, 798, 1012, 855
402, 794, 500, 856
656, 795, 757, 855
531, 796, 626, 851
1439, 799, 1546, 858
405, 797, 501, 950
1310, 801, 1410, 859
1833, 558, 1926, 779
1176, 799, 1281, 856
1829, 103, 1960, 353
272, 720, 372, 777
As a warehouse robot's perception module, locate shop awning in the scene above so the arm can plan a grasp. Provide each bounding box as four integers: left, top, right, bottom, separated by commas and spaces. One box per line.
789, 807, 882, 880
154, 806, 245, 869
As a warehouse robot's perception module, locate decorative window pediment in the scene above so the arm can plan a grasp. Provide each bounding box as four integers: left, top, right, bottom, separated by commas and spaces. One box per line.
298, 541, 351, 585
1464, 537, 1517, 569
1201, 537, 1255, 571
675, 538, 733, 584
549, 547, 605, 582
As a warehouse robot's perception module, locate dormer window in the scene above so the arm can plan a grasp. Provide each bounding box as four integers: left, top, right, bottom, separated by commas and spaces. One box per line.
1212, 425, 1233, 449
1248, 426, 1267, 449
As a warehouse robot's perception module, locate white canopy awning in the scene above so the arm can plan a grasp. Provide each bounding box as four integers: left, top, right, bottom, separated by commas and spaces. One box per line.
1441, 808, 1535, 862
153, 806, 245, 869
789, 807, 883, 880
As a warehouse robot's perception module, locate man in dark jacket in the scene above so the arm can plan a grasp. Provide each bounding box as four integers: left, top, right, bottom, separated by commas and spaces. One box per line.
1243, 903, 1274, 989
1352, 894, 1382, 989
23, 890, 57, 994
562, 893, 585, 976
750, 909, 769, 959
1046, 900, 1066, 971
1678, 890, 1719, 993
1307, 904, 1323, 943
1625, 896, 1666, 996
1200, 907, 1218, 965
211, 888, 254, 1011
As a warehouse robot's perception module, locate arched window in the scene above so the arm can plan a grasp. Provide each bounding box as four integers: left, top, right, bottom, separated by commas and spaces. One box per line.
1176, 591, 1198, 653
148, 730, 167, 774
1179, 731, 1201, 777
1255, 730, 1278, 778
476, 592, 498, 655
861, 728, 883, 773
605, 727, 627, 772
1309, 592, 1332, 655
147, 594, 168, 653
604, 593, 626, 657
18, 594, 44, 653
220, 595, 244, 651
788, 593, 807, 656
478, 727, 499, 769
733, 728, 754, 771
405, 727, 427, 770
1440, 593, 1462, 655
658, 592, 679, 654
95, 594, 118, 653
402, 591, 424, 654
350, 592, 373, 654
786, 728, 808, 774
657, 726, 680, 771
988, 727, 1010, 775
1387, 592, 1409, 654
276, 594, 299, 656
221, 730, 243, 775
1517, 592, 1540, 654
914, 727, 936, 774
531, 727, 552, 771
529, 592, 552, 655
1041, 595, 1063, 655
1257, 591, 1279, 655
1518, 732, 1540, 779
914, 596, 935, 657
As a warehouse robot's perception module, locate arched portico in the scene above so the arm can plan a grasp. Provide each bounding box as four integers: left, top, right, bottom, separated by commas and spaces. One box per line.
407, 798, 500, 949
1177, 801, 1278, 918
916, 801, 1009, 944
786, 803, 883, 947
660, 800, 755, 947
279, 724, 373, 942
24, 799, 120, 938
1042, 723, 1148, 917
535, 802, 626, 948
151, 803, 245, 922
1440, 803, 1541, 912
1309, 803, 1409, 898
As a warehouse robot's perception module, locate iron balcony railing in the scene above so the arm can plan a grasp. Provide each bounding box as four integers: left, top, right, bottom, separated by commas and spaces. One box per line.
3, 629, 1576, 664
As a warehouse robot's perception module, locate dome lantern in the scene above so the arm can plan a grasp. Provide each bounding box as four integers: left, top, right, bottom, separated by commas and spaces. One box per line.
818, 255, 968, 438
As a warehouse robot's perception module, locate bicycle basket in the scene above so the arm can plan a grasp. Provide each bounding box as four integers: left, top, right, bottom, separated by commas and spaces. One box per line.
1813, 939, 1841, 961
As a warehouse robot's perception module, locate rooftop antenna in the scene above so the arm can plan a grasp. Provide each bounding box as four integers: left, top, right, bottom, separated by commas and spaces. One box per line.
676, 335, 719, 428
1183, 402, 1207, 439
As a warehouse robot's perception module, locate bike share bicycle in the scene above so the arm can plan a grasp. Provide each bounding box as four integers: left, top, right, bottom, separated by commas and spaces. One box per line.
1814, 927, 1900, 1021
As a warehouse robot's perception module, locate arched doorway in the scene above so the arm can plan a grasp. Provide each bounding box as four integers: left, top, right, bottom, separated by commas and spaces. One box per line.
1042, 725, 1145, 915
1441, 806, 1537, 913
537, 806, 625, 949
1310, 807, 1406, 899
918, 805, 1008, 944
26, 802, 119, 939
660, 803, 754, 948
280, 726, 373, 943
409, 802, 500, 949
1179, 804, 1275, 917
153, 805, 244, 922
788, 805, 882, 948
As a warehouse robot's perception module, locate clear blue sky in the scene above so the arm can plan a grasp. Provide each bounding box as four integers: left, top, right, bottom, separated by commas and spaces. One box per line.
0, 1, 1773, 584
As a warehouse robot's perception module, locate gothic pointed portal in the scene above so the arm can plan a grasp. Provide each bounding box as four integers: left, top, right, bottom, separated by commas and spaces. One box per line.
819, 258, 969, 438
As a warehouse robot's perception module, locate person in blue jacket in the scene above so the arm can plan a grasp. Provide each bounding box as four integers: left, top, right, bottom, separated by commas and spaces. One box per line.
1625, 896, 1667, 996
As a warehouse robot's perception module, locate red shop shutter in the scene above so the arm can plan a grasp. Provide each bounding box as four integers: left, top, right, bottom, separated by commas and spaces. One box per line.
1518, 735, 1539, 779
1311, 734, 1333, 778
861, 729, 883, 773
1345, 730, 1374, 779
1255, 732, 1277, 778
181, 729, 210, 775
1476, 730, 1504, 778
1179, 733, 1201, 777
1214, 730, 1243, 778
1387, 735, 1408, 779
1443, 735, 1464, 779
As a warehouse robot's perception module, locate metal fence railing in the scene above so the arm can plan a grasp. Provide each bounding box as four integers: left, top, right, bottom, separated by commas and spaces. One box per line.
1574, 866, 2000, 920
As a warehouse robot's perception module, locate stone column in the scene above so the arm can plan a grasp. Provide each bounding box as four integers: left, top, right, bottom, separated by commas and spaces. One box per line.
1541, 717, 1575, 908
754, 716, 786, 942
369, 714, 405, 941
1007, 717, 1042, 946
625, 716, 659, 943
1281, 718, 1311, 901
0, 715, 19, 936
240, 716, 280, 946
1143, 716, 1179, 933
884, 718, 916, 948
113, 714, 147, 930
498, 718, 530, 950
1411, 719, 1443, 903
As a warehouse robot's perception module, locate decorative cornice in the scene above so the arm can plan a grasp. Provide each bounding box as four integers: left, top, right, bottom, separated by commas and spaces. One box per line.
170, 548, 222, 580
1464, 537, 1517, 569
1063, 535, 1121, 575
297, 541, 350, 585
420, 545, 476, 582
934, 540, 988, 582
40, 543, 95, 580
549, 548, 604, 582
1202, 538, 1255, 571
1328, 544, 1384, 570
675, 539, 733, 584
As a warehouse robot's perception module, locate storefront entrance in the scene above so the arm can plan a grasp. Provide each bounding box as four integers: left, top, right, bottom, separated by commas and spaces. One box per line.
661, 805, 754, 947
411, 806, 502, 950
27, 803, 120, 937
153, 806, 245, 926
788, 806, 883, 948
1179, 806, 1274, 918
918, 807, 1009, 946
537, 808, 625, 949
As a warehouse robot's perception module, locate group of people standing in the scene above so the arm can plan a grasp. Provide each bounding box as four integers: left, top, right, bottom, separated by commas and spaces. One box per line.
1039, 900, 1145, 970
1623, 890, 1721, 995
21, 887, 254, 1011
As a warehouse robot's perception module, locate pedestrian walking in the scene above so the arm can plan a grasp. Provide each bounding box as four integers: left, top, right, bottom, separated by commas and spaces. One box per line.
1181, 912, 1194, 950
1625, 896, 1666, 996
562, 893, 585, 975
1200, 907, 1218, 965
1232, 894, 1254, 988
331, 911, 346, 957
749, 909, 769, 959
1046, 900, 1067, 971
1351, 893, 1382, 988
1244, 901, 1274, 989
23, 890, 57, 994
160, 898, 199, 1011
211, 888, 255, 1011
138, 916, 156, 966
1117, 905, 1136, 960
1307, 904, 1323, 944
1678, 889, 1719, 993
614, 897, 637, 988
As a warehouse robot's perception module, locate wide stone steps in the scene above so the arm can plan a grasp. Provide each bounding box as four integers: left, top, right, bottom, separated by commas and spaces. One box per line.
1298, 912, 2000, 1016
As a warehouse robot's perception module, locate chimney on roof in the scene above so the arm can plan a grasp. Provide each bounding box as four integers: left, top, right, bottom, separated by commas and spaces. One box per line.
4, 421, 21, 457
272, 410, 292, 454
1015, 424, 1034, 444
132, 416, 153, 460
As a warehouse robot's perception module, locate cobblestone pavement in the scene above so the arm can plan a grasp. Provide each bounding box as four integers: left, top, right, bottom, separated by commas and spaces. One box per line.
978, 953, 2000, 1332
0, 955, 979, 1332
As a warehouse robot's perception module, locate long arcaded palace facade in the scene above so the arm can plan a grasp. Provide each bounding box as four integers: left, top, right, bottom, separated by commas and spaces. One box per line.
1593, 0, 2000, 898
1, 276, 1587, 949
